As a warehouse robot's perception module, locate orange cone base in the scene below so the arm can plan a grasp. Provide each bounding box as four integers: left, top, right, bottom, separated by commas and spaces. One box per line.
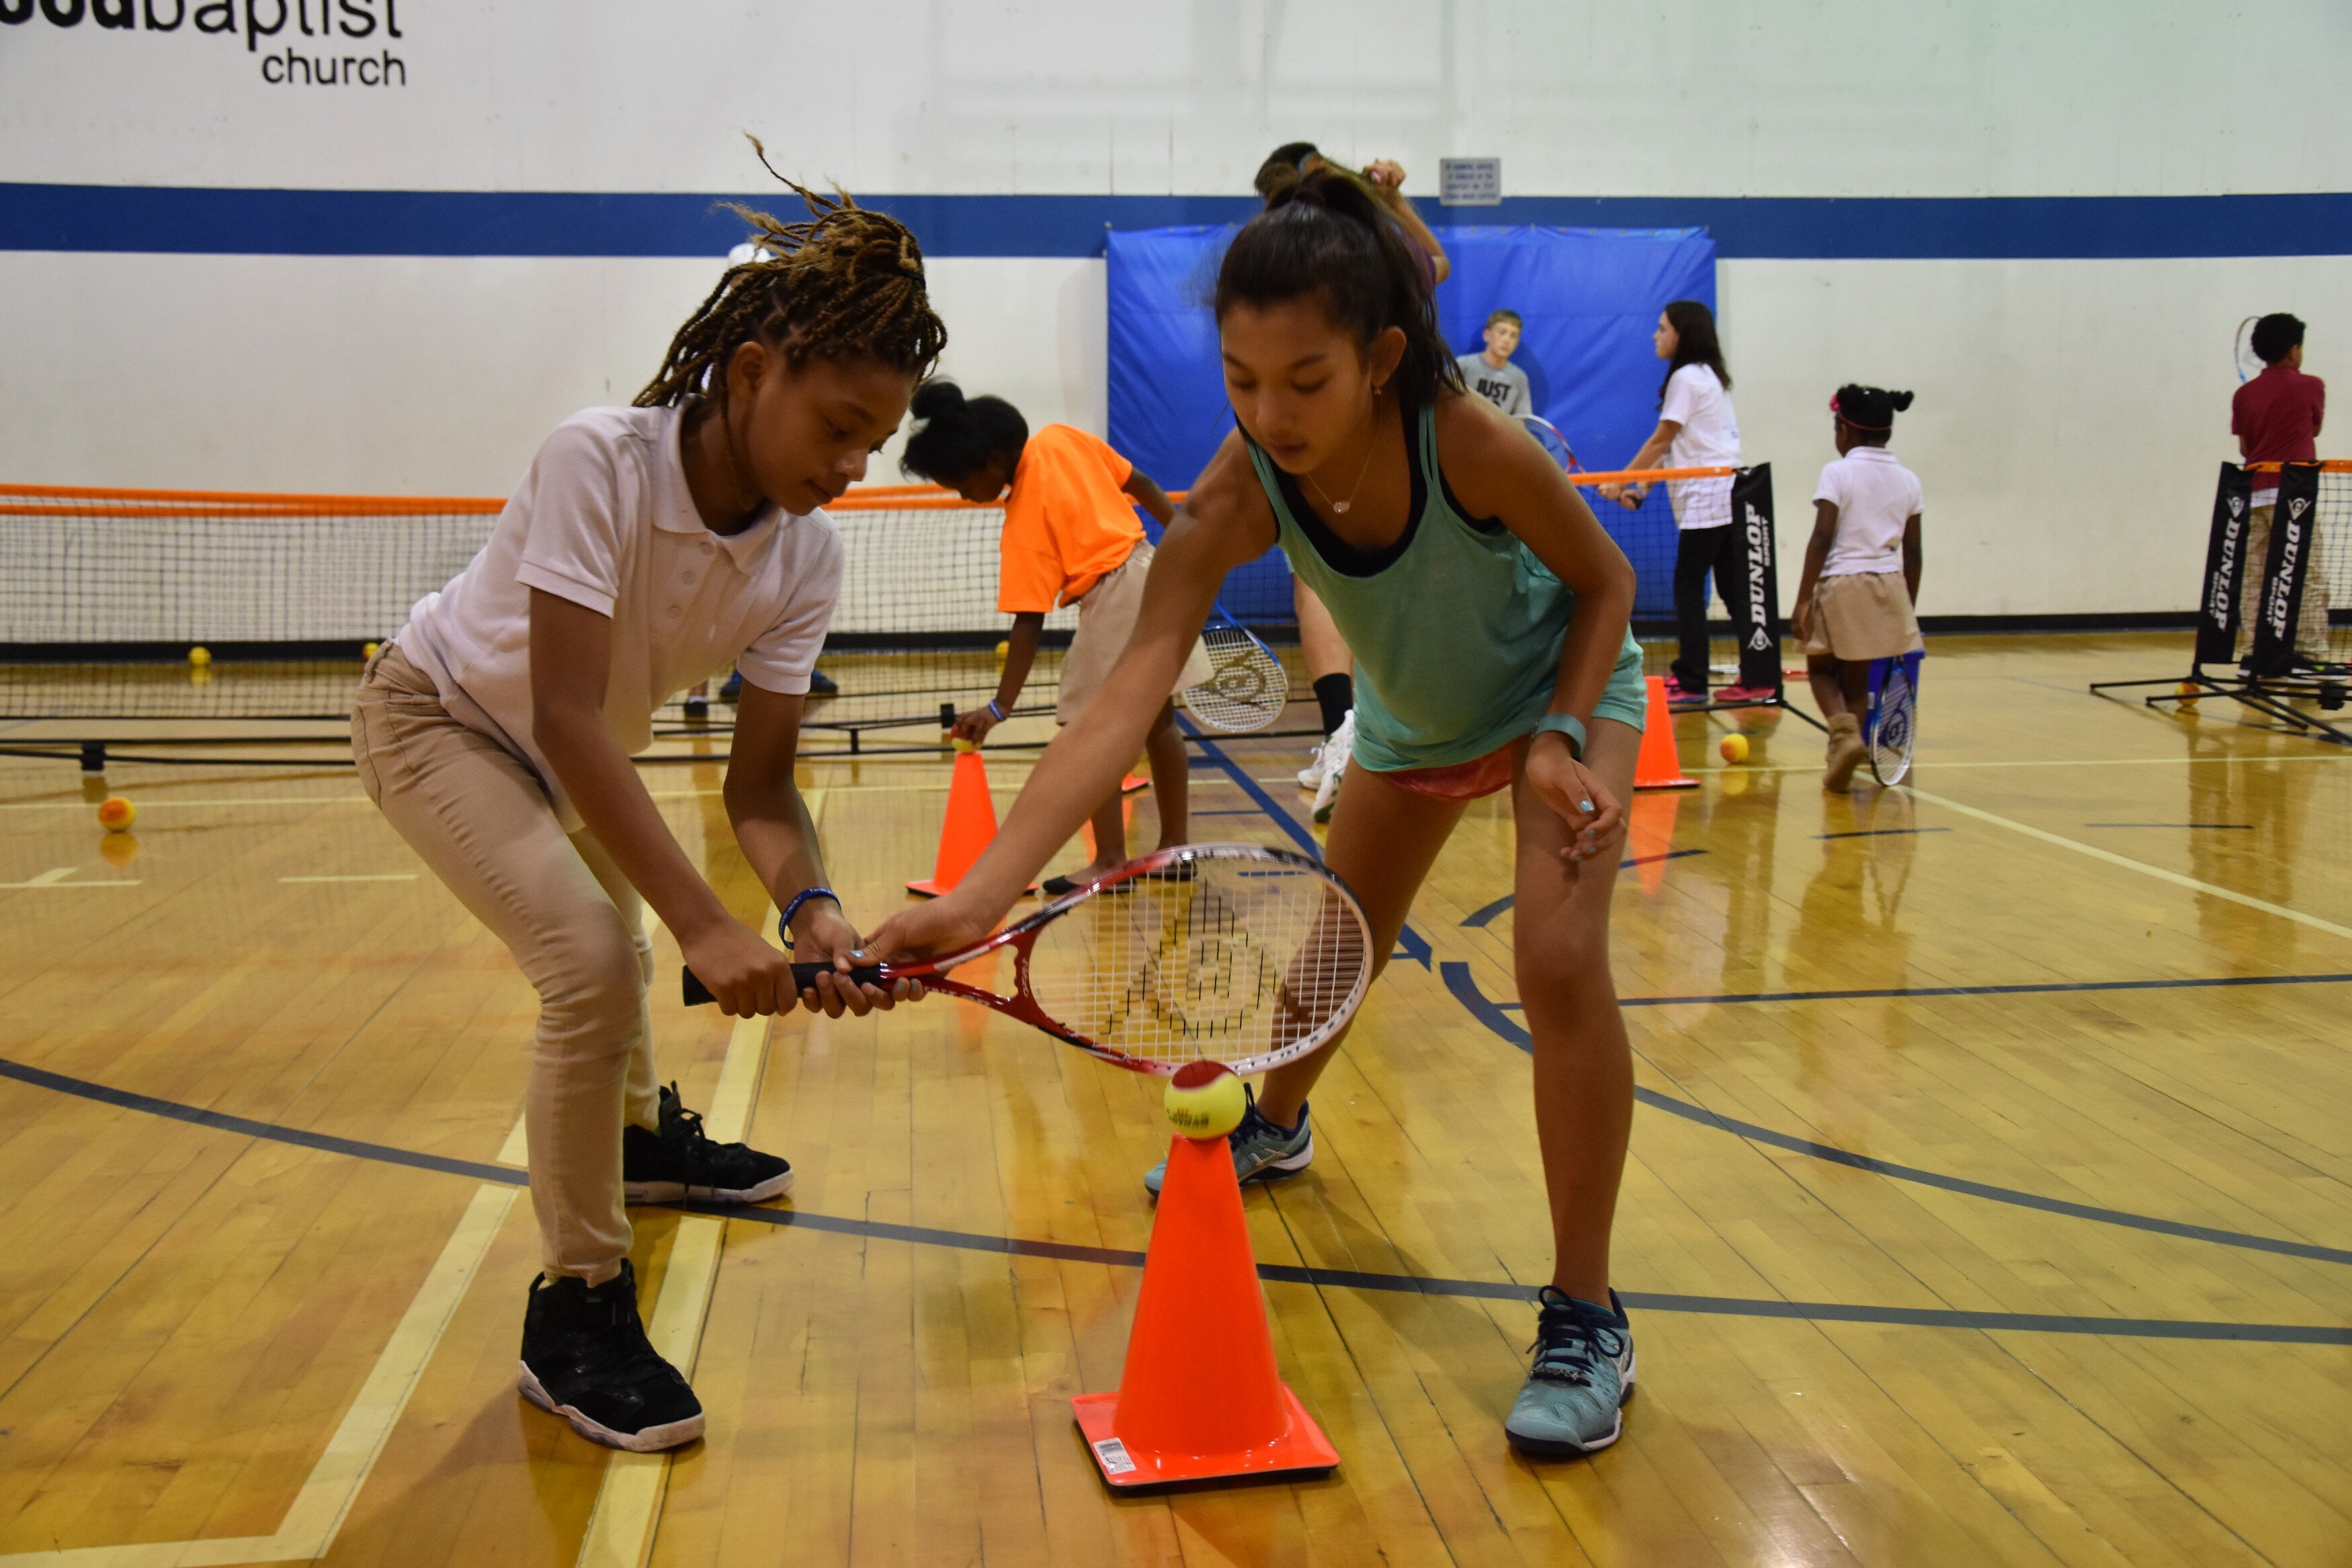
1632, 674, 1698, 791
1072, 1387, 1339, 1489
1120, 773, 1150, 795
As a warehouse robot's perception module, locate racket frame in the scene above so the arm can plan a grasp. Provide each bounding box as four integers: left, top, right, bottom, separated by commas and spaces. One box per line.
1865, 650, 1921, 786
685, 842, 1372, 1076
1183, 601, 1290, 735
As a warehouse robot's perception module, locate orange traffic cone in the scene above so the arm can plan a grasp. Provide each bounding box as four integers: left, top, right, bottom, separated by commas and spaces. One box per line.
1632, 676, 1696, 791
1072, 1133, 1340, 1488
907, 740, 1033, 898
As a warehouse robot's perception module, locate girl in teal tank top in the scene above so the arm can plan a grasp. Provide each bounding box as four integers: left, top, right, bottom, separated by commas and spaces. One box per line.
876, 164, 1652, 1458
1243, 402, 1649, 777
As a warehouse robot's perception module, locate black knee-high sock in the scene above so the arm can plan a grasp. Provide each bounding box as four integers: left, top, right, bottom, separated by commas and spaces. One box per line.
1312, 673, 1353, 738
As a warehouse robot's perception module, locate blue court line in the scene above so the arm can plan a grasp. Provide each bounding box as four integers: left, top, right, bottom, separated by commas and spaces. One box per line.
0, 1053, 2338, 1344
1437, 963, 2352, 1270
1817, 827, 1952, 840
1179, 720, 1430, 969
1459, 848, 1710, 928
2085, 822, 2255, 830
1192, 808, 1263, 816
7, 184, 2352, 260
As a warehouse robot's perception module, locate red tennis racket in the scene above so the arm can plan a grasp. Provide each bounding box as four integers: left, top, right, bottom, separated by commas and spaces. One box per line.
683, 843, 1373, 1076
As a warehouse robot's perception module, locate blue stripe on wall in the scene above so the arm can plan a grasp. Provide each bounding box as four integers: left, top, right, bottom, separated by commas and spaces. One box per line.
3, 184, 2349, 260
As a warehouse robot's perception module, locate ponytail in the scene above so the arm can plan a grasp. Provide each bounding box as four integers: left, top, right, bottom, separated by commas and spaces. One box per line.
1830, 384, 1914, 441
1215, 164, 1463, 408
900, 380, 1028, 483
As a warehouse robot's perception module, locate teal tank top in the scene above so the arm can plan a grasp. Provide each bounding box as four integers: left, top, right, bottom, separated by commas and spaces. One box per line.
1245, 402, 1639, 772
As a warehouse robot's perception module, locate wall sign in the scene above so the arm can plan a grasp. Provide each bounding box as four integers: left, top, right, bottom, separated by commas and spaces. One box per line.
1439, 157, 1502, 207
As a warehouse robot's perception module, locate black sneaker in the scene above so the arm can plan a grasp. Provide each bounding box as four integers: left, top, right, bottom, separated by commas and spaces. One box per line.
517, 1261, 705, 1451
623, 1082, 792, 1204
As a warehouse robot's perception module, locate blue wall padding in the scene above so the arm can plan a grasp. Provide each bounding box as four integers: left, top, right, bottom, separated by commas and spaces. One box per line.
1106, 224, 1718, 620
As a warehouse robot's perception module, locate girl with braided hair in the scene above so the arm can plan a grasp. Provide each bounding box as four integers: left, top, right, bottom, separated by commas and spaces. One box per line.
352, 146, 943, 1452
874, 163, 1650, 1459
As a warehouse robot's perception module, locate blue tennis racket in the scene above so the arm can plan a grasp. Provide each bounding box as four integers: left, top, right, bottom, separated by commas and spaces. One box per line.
1865, 651, 1921, 785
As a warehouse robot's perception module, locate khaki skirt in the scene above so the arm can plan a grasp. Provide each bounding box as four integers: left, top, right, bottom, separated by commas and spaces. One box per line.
1054, 541, 1216, 723
1800, 570, 1923, 661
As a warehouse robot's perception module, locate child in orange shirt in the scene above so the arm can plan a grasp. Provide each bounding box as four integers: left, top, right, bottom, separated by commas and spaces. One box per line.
902, 383, 1212, 893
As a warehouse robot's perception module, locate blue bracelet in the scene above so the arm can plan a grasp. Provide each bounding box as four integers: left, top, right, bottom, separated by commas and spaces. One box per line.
1531, 713, 1587, 760
777, 886, 841, 949
986, 699, 1006, 722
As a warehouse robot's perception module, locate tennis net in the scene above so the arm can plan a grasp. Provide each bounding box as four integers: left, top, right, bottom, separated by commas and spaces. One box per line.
0, 482, 1106, 734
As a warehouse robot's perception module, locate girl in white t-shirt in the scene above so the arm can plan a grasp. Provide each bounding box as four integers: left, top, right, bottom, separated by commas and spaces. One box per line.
1599, 302, 1769, 706
352, 161, 941, 1453
1790, 386, 1925, 789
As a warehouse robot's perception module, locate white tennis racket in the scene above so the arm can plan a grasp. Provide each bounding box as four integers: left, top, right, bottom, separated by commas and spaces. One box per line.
2236, 316, 2267, 384
1183, 603, 1290, 734
684, 843, 1372, 1076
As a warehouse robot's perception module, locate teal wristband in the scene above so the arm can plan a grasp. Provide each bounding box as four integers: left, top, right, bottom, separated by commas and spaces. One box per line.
1531, 713, 1587, 760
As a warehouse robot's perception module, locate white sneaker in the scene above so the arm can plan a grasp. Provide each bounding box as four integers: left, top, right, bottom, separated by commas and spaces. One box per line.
1311, 711, 1353, 823
1297, 708, 1354, 790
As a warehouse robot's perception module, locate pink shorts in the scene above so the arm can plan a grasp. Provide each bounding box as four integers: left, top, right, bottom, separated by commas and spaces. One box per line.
1379, 740, 1520, 802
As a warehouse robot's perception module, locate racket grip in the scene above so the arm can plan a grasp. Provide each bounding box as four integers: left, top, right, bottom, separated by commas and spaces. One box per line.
681, 962, 889, 1007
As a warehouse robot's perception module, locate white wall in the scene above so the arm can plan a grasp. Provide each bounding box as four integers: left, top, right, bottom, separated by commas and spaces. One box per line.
5, 1, 2346, 195
3, 1, 2349, 615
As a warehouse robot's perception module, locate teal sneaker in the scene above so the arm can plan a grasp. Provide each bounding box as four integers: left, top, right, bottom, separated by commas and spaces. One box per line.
1143, 1087, 1311, 1196
1504, 1287, 1635, 1456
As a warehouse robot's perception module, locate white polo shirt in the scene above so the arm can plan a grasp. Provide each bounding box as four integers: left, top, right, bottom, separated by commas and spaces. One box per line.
396, 404, 842, 830
1812, 446, 1923, 576
1658, 363, 1740, 531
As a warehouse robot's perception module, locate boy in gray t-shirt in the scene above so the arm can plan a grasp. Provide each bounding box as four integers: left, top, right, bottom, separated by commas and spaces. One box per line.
1457, 308, 1530, 417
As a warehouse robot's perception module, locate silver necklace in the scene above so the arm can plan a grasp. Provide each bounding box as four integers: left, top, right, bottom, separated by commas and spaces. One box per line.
1306, 396, 1382, 516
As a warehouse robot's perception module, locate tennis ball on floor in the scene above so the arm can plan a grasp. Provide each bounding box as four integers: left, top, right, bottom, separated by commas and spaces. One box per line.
1165, 1060, 1247, 1140
1719, 733, 1751, 764
96, 795, 136, 832
187, 646, 211, 667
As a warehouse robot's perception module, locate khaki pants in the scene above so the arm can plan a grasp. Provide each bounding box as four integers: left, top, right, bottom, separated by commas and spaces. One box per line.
2236, 502, 2333, 661
1053, 542, 1215, 724
352, 646, 659, 1280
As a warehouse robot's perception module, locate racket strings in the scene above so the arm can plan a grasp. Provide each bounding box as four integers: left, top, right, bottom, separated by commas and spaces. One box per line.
1025, 861, 1370, 1070
1185, 623, 1288, 733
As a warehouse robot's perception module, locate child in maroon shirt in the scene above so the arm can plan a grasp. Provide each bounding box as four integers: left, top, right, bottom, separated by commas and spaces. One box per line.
2230, 313, 2328, 662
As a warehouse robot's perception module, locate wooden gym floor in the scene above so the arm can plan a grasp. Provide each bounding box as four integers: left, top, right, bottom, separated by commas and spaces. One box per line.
0, 631, 2347, 1567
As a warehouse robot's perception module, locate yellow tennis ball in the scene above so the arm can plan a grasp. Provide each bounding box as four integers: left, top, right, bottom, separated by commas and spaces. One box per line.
1719, 732, 1751, 764
96, 795, 136, 832
187, 646, 211, 667
1164, 1060, 1247, 1140
363, 641, 381, 660
994, 640, 1009, 662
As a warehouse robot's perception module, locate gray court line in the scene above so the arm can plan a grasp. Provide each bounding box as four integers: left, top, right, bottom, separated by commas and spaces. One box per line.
2, 1053, 2341, 1344
1438, 962, 2352, 1269
1460, 848, 1710, 928
1178, 726, 2352, 1273
1816, 826, 1951, 840
674, 1204, 2348, 1344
